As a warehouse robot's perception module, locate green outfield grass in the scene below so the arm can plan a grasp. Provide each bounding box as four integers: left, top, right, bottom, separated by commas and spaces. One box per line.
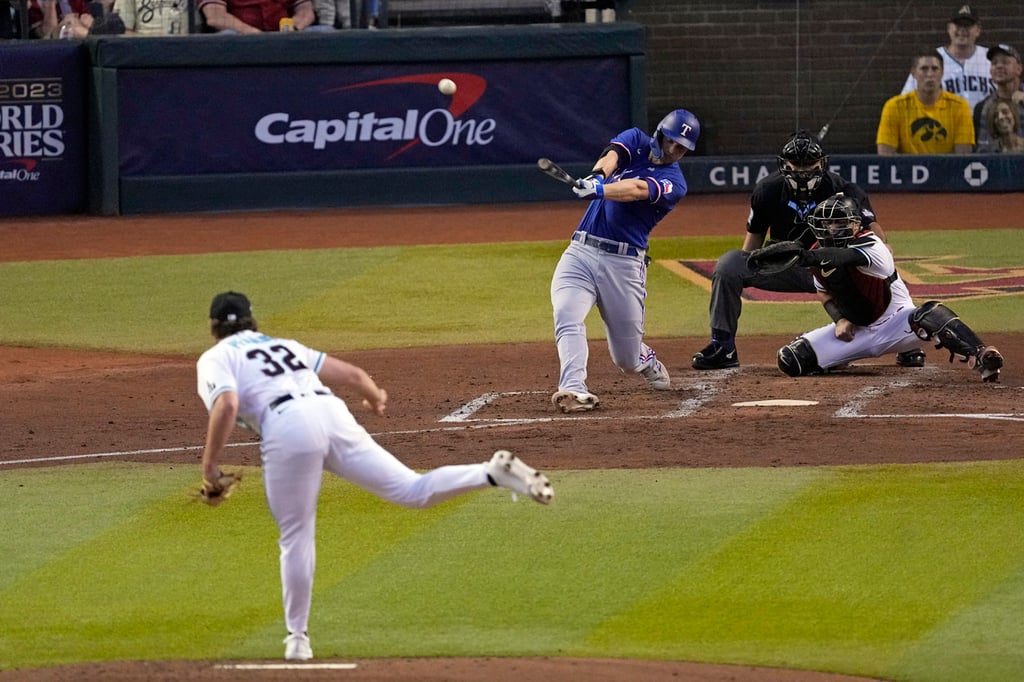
1, 228, 1022, 680
1, 462, 1023, 681
0, 229, 1019, 354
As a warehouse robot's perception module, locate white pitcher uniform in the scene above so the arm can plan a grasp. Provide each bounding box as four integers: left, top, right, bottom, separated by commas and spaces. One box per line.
197, 330, 493, 637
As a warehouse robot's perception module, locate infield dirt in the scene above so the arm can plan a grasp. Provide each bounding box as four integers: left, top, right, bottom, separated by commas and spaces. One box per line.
1, 193, 1020, 681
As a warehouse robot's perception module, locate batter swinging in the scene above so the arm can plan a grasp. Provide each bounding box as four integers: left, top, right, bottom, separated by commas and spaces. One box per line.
549, 109, 701, 413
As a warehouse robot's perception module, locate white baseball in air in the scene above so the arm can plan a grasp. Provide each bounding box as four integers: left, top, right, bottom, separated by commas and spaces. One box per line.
438, 78, 457, 96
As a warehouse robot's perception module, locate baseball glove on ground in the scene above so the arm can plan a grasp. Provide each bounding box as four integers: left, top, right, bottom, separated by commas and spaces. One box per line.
747, 240, 811, 275
199, 471, 242, 506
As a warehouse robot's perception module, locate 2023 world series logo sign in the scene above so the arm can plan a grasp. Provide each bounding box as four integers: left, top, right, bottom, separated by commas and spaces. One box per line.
0, 78, 68, 184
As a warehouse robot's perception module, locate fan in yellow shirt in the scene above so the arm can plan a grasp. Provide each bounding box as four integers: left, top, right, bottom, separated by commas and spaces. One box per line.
877, 51, 975, 154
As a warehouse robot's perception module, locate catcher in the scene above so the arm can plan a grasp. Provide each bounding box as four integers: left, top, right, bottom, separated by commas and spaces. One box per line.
690, 130, 924, 371
749, 193, 1004, 382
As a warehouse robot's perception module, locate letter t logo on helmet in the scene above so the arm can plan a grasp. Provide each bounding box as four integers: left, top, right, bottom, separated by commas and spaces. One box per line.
650, 109, 702, 160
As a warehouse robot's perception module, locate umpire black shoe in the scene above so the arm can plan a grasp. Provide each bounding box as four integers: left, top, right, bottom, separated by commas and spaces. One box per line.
691, 343, 739, 370
896, 349, 926, 368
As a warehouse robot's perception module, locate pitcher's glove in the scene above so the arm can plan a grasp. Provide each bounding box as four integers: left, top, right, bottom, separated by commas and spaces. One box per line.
747, 240, 815, 275
199, 471, 242, 506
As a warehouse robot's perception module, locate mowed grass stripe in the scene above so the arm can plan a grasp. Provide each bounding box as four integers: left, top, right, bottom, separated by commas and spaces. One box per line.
0, 464, 821, 667
0, 464, 471, 666
271, 467, 825, 659
893, 560, 1024, 681
1, 229, 1020, 355
3, 462, 1024, 681
584, 460, 1024, 681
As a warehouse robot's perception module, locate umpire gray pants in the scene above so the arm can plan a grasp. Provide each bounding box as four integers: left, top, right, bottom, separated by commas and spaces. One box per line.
709, 248, 816, 334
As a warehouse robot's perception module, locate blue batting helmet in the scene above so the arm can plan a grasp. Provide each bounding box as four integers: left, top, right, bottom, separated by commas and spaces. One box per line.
650, 109, 701, 159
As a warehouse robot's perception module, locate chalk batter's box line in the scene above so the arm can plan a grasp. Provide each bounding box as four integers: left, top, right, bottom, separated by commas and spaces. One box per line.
440, 376, 1024, 425
7, 375, 1020, 466
438, 380, 728, 423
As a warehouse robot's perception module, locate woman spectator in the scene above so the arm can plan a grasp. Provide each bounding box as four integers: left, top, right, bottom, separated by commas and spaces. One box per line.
978, 100, 1024, 153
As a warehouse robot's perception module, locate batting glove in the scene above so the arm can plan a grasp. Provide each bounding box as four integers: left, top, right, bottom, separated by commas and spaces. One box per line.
572, 176, 604, 199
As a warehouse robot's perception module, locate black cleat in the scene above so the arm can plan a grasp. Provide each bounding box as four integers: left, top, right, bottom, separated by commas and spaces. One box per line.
896, 349, 926, 368
974, 346, 1003, 383
691, 343, 739, 370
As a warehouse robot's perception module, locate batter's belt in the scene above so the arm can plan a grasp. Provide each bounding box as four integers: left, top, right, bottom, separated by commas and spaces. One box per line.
572, 231, 643, 257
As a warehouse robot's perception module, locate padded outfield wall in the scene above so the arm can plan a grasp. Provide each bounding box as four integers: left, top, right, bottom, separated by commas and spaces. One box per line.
86, 24, 646, 215
3, 18, 1023, 216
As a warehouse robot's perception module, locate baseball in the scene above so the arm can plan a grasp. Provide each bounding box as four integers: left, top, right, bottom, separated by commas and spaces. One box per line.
438, 78, 457, 96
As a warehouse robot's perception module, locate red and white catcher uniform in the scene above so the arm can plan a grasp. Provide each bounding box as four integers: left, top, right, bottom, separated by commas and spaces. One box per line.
801, 230, 921, 368
775, 192, 1002, 382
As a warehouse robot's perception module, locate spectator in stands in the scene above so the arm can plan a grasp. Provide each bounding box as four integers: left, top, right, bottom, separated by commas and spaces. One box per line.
877, 50, 975, 154
314, 0, 376, 28
899, 5, 992, 112
199, 0, 313, 33
972, 44, 1024, 151
115, 0, 188, 34
30, 0, 93, 37
976, 100, 1024, 153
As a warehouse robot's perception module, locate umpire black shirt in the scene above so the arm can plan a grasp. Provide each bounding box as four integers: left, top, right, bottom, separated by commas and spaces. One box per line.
747, 171, 876, 249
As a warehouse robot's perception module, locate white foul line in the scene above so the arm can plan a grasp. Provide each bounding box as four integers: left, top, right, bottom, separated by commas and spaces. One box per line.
0, 441, 255, 467
216, 663, 357, 670
843, 412, 1024, 422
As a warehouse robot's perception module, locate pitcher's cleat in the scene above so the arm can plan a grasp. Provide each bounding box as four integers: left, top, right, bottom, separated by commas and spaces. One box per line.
486, 450, 554, 504
284, 632, 313, 661
551, 390, 600, 413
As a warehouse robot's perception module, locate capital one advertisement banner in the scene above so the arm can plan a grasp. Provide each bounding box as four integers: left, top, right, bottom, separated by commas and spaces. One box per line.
0, 43, 86, 216
116, 59, 630, 176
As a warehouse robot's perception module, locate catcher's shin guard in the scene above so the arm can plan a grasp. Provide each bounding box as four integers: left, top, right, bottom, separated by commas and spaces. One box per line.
777, 337, 822, 377
910, 301, 986, 364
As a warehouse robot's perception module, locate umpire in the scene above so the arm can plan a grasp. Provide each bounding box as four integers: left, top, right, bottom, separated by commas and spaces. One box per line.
690, 130, 923, 370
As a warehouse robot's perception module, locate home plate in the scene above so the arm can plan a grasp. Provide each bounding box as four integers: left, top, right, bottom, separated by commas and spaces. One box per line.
732, 399, 819, 407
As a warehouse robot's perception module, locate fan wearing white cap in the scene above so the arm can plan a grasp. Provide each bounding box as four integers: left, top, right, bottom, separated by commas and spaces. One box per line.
899, 5, 993, 112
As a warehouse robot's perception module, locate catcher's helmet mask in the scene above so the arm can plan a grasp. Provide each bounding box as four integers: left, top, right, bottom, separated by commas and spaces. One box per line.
810, 193, 859, 248
778, 130, 829, 197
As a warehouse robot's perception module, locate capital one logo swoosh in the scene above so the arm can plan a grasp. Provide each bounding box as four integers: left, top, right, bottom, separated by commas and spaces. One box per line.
1, 159, 38, 171
325, 73, 487, 159
0, 158, 41, 182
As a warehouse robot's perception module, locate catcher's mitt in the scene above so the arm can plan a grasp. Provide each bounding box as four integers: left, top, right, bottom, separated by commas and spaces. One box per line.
747, 240, 810, 275
199, 471, 242, 506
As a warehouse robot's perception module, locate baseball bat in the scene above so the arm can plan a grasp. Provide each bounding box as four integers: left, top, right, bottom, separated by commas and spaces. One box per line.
536, 158, 579, 186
